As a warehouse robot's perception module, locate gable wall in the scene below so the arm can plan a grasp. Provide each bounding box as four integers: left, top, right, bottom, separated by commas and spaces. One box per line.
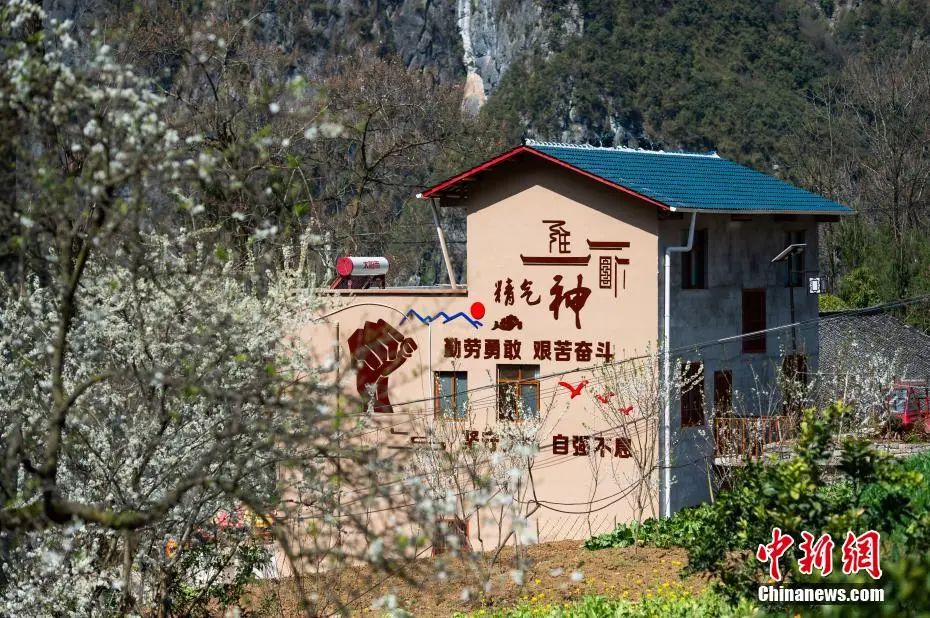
294, 157, 664, 554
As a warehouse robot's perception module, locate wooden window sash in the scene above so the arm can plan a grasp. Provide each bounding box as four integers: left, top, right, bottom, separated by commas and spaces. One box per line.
680, 361, 705, 427
434, 371, 467, 420
497, 365, 540, 421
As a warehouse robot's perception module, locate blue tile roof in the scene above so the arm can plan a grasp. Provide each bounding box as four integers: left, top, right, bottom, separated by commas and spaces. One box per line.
528, 141, 852, 214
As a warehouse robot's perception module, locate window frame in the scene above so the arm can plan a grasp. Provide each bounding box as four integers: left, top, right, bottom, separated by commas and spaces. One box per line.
497, 364, 541, 422
680, 361, 705, 428
741, 288, 767, 354
713, 369, 733, 415
433, 371, 468, 420
681, 228, 708, 290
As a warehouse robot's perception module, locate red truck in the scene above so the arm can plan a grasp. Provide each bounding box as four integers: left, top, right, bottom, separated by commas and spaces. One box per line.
887, 381, 930, 429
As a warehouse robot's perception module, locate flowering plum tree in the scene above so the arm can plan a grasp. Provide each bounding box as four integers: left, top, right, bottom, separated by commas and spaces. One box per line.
0, 3, 503, 614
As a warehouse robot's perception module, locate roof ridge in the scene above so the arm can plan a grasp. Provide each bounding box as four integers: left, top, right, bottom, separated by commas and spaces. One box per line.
525, 139, 720, 159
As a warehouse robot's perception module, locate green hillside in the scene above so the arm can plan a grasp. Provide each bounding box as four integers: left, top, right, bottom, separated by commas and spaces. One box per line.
483, 0, 930, 168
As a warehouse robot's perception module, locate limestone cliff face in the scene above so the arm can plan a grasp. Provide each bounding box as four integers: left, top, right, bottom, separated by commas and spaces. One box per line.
43, 0, 565, 111
457, 0, 585, 113
43, 0, 468, 85
458, 0, 541, 113
271, 0, 467, 84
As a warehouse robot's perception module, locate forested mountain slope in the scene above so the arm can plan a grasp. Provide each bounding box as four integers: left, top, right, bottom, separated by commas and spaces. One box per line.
484, 0, 930, 167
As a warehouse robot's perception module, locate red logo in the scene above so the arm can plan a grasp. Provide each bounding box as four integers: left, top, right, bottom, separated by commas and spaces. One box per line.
756, 527, 794, 581
756, 528, 882, 581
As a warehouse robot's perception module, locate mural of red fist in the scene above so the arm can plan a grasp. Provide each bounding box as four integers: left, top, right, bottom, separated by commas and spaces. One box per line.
347, 319, 418, 414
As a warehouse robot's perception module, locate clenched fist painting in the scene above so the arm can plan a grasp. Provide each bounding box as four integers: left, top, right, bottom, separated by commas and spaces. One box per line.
347, 319, 418, 413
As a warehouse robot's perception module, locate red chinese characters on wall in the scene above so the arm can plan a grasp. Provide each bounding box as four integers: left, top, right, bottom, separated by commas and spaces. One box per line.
491, 220, 632, 330
520, 220, 590, 266
347, 319, 417, 414
494, 278, 515, 305
443, 337, 613, 363
463, 429, 500, 451
519, 279, 541, 305
588, 240, 629, 298
549, 274, 591, 329
552, 434, 632, 458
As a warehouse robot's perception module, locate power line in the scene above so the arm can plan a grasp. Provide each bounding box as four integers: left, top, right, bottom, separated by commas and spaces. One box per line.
291, 295, 930, 525
329, 292, 930, 415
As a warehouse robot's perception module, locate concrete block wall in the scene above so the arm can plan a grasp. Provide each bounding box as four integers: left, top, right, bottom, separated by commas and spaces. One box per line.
657, 213, 822, 512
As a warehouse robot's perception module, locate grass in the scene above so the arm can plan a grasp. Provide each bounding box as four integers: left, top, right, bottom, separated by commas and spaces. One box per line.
452, 591, 755, 617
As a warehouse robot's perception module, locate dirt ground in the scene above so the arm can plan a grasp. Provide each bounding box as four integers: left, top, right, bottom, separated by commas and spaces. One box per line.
244, 541, 710, 616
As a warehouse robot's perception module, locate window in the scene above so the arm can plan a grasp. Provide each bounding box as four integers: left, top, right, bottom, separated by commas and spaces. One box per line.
785, 230, 806, 287
714, 370, 732, 415
742, 289, 767, 353
889, 387, 909, 414
681, 229, 708, 289
497, 365, 540, 421
914, 388, 930, 414
432, 517, 470, 556
782, 354, 808, 414
680, 361, 705, 427
434, 371, 468, 419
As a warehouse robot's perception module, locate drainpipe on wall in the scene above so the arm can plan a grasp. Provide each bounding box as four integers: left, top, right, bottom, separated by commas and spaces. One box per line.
428, 197, 458, 289
662, 210, 697, 519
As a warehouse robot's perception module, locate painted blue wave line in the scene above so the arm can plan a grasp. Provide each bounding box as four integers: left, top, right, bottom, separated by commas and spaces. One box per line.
400, 308, 482, 329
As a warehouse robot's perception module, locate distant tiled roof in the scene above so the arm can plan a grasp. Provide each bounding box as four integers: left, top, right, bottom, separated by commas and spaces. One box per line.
419, 141, 853, 215
819, 310, 930, 381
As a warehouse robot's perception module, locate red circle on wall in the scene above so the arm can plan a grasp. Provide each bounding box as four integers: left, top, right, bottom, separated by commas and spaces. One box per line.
470, 302, 486, 320
335, 257, 354, 277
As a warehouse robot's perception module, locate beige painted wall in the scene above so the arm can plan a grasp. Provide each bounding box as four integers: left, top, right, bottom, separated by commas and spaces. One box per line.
293, 157, 661, 556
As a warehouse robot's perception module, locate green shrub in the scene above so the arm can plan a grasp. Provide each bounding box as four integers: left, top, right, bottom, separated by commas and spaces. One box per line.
586, 403, 930, 612
839, 267, 882, 308
584, 504, 715, 550
678, 404, 929, 598
818, 293, 848, 312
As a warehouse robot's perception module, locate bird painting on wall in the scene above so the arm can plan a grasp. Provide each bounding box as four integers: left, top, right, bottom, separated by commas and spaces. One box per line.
558, 379, 588, 399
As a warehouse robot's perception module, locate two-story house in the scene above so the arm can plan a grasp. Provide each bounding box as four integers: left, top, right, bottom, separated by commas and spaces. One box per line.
299, 140, 851, 552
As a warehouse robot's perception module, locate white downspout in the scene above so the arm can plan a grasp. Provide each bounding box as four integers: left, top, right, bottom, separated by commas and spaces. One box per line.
662, 210, 697, 519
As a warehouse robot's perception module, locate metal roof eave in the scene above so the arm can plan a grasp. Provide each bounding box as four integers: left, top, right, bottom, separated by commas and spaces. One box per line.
668, 206, 855, 216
